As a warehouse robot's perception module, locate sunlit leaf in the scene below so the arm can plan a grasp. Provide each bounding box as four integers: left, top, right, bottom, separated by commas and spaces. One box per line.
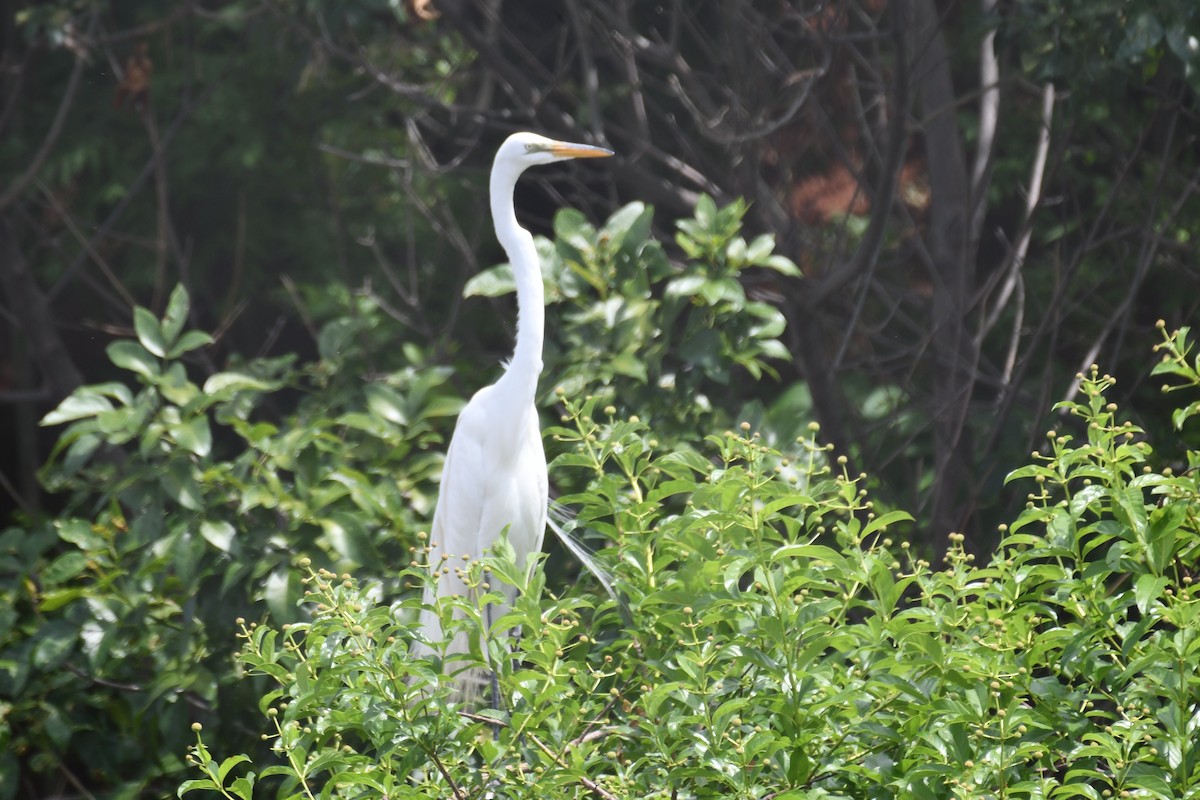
41, 392, 114, 426
108, 340, 161, 379
160, 285, 191, 347
134, 306, 167, 357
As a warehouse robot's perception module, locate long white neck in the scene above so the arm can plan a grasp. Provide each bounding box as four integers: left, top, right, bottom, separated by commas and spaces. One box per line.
489, 157, 544, 395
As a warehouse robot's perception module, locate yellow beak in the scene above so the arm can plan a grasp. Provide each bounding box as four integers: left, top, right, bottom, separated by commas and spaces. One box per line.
549, 141, 615, 159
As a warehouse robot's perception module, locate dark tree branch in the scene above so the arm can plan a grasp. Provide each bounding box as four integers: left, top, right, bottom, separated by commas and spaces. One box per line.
0, 214, 82, 401
907, 0, 975, 540
0, 10, 97, 212
807, 0, 909, 308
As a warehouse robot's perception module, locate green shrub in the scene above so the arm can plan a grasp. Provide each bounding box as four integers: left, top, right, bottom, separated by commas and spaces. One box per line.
0, 197, 797, 799
180, 328, 1200, 798
5, 201, 1199, 799
468, 195, 800, 439
0, 287, 454, 798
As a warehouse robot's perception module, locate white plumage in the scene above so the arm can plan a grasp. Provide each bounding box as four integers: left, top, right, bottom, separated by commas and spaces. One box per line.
415, 133, 613, 700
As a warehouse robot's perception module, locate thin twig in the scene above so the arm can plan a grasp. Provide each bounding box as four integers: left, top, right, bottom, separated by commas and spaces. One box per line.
526, 731, 621, 800
0, 468, 34, 516
46, 52, 234, 306
565, 0, 603, 139
35, 180, 137, 309
425, 747, 468, 800
976, 83, 1054, 343
0, 10, 97, 212
968, 0, 1001, 243
280, 274, 320, 345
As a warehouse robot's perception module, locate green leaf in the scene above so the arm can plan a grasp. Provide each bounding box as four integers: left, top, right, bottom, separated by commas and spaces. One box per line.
554, 208, 594, 250
725, 235, 747, 264
168, 330, 214, 359
161, 284, 191, 348
1172, 400, 1200, 430
602, 201, 651, 252
203, 372, 277, 397
318, 317, 356, 361
32, 621, 77, 669
41, 392, 114, 426
134, 306, 168, 357
747, 303, 786, 339
178, 779, 221, 797
57, 518, 104, 550
160, 362, 200, 406
862, 509, 914, 537
1134, 574, 1168, 615
38, 589, 86, 613
419, 395, 465, 420
698, 277, 744, 306
200, 520, 236, 553
42, 551, 89, 585
463, 264, 516, 298
108, 340, 161, 379
1121, 12, 1164, 59
217, 754, 250, 783
96, 405, 134, 435
664, 274, 706, 299
264, 566, 303, 623
320, 513, 377, 566
764, 254, 802, 275
364, 384, 409, 425
161, 460, 204, 511
40, 703, 73, 750
1167, 25, 1198, 63
228, 775, 256, 800
60, 431, 102, 475
693, 194, 717, 227
679, 328, 722, 371
610, 351, 648, 382
172, 415, 213, 457
746, 233, 775, 263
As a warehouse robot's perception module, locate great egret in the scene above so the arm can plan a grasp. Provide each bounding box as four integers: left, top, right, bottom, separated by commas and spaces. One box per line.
416, 132, 613, 700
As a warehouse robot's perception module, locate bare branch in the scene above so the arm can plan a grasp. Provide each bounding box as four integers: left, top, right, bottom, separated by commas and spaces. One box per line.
35, 180, 136, 309
46, 52, 233, 306
0, 10, 96, 212
807, 0, 909, 307
976, 82, 1054, 342
0, 214, 82, 400
565, 0, 603, 139
907, 0, 976, 539
969, 0, 1001, 243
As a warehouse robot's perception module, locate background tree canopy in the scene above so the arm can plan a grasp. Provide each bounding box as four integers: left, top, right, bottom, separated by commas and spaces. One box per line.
1, 1, 1199, 798
3, 0, 1199, 544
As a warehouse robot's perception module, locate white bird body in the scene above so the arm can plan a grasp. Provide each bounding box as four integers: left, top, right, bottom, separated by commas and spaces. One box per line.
419, 394, 547, 658
416, 132, 613, 699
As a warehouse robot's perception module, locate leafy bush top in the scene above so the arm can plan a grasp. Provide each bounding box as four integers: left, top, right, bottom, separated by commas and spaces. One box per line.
181, 330, 1200, 799
2, 201, 1199, 799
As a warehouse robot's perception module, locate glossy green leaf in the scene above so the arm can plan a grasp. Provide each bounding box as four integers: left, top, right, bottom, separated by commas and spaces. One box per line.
134, 306, 167, 357
107, 340, 161, 379
320, 513, 377, 566
41, 392, 114, 426
200, 520, 236, 553
168, 330, 215, 359
364, 384, 408, 425
161, 284, 191, 347
463, 263, 516, 298
203, 372, 277, 397
172, 414, 213, 457
32, 621, 77, 669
